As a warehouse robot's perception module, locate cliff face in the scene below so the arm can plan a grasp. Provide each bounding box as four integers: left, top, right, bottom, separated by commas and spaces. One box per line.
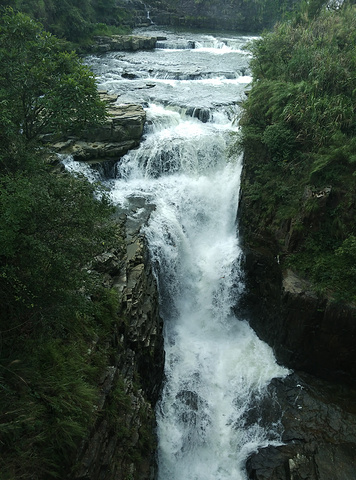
238, 161, 356, 480
123, 0, 302, 32
236, 9, 356, 381
74, 202, 164, 480
238, 243, 356, 386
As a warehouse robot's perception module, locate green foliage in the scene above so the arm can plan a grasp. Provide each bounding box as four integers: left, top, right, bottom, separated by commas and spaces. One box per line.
0, 169, 115, 327
263, 123, 296, 161
0, 0, 133, 42
0, 9, 106, 172
0, 10, 132, 478
0, 163, 124, 477
240, 4, 356, 302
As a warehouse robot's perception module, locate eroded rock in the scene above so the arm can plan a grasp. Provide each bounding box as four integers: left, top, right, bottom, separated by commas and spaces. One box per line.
53, 94, 146, 164
90, 35, 157, 53
238, 249, 356, 385
246, 373, 356, 480
73, 201, 163, 480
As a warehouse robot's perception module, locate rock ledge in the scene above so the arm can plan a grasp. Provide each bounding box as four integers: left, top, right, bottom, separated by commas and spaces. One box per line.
53, 93, 146, 164
90, 35, 157, 53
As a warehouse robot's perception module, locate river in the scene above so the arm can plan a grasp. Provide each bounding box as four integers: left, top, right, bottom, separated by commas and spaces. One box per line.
66, 28, 289, 480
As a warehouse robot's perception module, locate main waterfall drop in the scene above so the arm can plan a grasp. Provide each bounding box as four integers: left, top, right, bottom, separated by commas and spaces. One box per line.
82, 30, 289, 479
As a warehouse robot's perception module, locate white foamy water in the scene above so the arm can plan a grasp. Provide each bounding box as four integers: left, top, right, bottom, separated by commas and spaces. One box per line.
109, 103, 288, 480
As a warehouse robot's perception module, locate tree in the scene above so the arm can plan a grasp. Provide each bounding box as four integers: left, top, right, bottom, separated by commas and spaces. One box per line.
0, 10, 122, 477
0, 8, 106, 171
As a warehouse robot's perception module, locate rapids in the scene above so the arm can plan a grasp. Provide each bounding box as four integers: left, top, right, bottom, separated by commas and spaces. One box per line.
66, 28, 289, 480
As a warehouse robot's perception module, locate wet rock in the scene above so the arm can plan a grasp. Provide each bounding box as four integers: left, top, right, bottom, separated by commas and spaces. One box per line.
90, 35, 157, 53
58, 139, 138, 162
74, 205, 164, 480
186, 106, 211, 123
246, 372, 356, 480
238, 248, 356, 386
122, 71, 140, 79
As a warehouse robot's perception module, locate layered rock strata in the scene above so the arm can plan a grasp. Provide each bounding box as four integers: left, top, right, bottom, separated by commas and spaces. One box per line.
74, 199, 164, 480
125, 0, 299, 32
90, 35, 157, 53
53, 93, 146, 164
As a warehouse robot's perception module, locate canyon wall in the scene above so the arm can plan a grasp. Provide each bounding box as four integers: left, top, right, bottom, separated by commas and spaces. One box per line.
237, 205, 356, 387
74, 203, 164, 480
238, 158, 356, 480
125, 0, 302, 32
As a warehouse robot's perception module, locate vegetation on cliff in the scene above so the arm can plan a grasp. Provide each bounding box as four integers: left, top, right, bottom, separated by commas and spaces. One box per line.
145, 0, 304, 32
0, 11, 133, 478
0, 0, 303, 42
0, 0, 133, 43
239, 1, 356, 302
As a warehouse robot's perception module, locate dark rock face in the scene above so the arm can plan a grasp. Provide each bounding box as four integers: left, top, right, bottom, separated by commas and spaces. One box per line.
74, 201, 164, 480
238, 248, 356, 386
238, 156, 356, 480
246, 372, 356, 480
134, 0, 300, 32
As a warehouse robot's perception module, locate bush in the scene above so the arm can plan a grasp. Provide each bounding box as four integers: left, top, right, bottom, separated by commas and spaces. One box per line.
239, 3, 356, 302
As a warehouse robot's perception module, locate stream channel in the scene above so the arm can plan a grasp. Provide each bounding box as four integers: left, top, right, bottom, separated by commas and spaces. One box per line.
66, 28, 290, 480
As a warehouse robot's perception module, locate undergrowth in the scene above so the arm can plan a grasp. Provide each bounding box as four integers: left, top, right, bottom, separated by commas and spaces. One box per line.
238, 3, 356, 302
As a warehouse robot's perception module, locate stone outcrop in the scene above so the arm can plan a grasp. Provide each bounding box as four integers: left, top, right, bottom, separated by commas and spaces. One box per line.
90, 35, 157, 53
53, 93, 146, 164
245, 372, 356, 480
73, 199, 164, 480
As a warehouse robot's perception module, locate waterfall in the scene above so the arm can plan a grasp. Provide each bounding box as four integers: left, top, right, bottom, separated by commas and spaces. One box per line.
71, 30, 290, 479
109, 105, 289, 480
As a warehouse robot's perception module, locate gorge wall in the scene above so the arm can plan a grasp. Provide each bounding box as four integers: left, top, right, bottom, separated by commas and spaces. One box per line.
238, 158, 356, 480
61, 27, 356, 479
124, 0, 302, 33
74, 202, 164, 480
238, 245, 356, 386
54, 92, 164, 479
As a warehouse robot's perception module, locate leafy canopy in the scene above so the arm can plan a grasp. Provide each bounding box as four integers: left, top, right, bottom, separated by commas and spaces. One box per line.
0, 8, 106, 171
0, 0, 132, 42
0, 10, 126, 479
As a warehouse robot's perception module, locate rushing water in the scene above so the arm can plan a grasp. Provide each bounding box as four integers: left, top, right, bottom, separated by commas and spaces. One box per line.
67, 28, 289, 480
